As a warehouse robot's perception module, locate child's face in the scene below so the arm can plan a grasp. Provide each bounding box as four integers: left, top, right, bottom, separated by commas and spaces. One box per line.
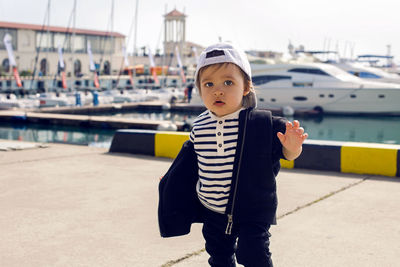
199, 63, 249, 117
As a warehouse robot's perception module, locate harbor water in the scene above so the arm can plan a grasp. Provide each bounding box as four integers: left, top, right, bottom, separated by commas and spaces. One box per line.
0, 110, 399, 147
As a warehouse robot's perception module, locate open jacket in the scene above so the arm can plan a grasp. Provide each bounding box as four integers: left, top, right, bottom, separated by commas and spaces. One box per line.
158, 108, 286, 238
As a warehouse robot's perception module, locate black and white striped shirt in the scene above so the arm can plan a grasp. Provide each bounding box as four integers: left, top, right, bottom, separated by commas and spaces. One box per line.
189, 108, 244, 213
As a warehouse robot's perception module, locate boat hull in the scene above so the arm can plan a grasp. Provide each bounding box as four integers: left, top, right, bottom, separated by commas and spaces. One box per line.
256, 87, 400, 115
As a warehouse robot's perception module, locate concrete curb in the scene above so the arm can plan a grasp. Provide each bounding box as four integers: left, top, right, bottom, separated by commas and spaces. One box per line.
0, 110, 184, 130
109, 130, 400, 178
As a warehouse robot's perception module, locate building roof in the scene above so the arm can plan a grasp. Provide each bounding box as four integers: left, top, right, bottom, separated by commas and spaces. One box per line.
164, 9, 186, 17
0, 21, 125, 37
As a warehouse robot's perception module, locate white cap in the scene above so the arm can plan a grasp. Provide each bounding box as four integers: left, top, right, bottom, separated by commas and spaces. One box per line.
194, 43, 257, 108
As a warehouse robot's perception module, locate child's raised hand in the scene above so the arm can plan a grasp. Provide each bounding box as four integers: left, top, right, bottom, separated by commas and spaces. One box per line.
277, 120, 308, 155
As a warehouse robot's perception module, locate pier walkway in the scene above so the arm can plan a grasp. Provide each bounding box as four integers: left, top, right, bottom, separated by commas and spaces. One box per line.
1, 140, 399, 267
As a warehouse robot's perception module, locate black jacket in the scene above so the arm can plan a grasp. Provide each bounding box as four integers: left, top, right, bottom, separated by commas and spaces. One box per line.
158, 108, 286, 237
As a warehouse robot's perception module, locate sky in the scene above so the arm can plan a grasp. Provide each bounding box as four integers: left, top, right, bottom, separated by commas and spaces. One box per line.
1, 0, 400, 63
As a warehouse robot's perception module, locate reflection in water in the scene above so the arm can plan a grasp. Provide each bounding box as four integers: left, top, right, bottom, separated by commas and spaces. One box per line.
0, 112, 399, 146
0, 123, 115, 147
110, 110, 400, 144
110, 110, 199, 125
289, 115, 400, 144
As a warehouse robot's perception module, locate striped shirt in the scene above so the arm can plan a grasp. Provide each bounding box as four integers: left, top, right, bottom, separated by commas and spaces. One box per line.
189, 108, 244, 213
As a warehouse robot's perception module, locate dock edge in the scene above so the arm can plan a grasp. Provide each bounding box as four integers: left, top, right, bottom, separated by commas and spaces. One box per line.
109, 130, 400, 178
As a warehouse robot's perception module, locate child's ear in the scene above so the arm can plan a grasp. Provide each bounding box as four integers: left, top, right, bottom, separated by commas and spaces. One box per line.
243, 79, 251, 96
243, 84, 251, 96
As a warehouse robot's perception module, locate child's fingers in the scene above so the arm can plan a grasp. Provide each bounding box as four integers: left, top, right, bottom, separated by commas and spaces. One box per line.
302, 133, 308, 140
292, 120, 300, 128
277, 132, 285, 142
296, 127, 304, 134
286, 121, 293, 130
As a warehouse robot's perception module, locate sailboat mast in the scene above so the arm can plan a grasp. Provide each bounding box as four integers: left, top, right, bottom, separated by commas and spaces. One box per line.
133, 0, 139, 57
161, 3, 167, 87
110, 0, 114, 71
71, 0, 77, 92
109, 0, 115, 90
45, 0, 51, 91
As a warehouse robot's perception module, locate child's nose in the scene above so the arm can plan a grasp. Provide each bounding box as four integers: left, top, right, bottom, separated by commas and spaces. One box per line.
213, 89, 224, 96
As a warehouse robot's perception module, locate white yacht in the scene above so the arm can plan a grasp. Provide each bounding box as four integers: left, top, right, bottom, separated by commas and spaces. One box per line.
0, 94, 39, 110
32, 92, 76, 108
332, 62, 400, 84
251, 62, 400, 115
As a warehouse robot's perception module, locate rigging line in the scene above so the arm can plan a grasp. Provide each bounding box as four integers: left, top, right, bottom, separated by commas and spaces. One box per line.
29, 2, 50, 91
98, 16, 112, 76
97, 2, 113, 74
113, 0, 139, 90
156, 20, 163, 53
108, 0, 115, 85
51, 3, 74, 90
60, 1, 76, 54
155, 21, 166, 87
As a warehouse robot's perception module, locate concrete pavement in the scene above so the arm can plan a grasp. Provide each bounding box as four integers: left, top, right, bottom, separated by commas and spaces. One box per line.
1, 140, 399, 266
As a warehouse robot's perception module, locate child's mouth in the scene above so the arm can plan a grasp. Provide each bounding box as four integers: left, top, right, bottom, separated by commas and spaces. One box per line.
214, 100, 225, 106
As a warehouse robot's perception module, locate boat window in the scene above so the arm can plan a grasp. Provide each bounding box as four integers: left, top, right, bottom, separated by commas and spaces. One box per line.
252, 75, 291, 85
378, 94, 385, 98
288, 68, 330, 76
348, 71, 381, 78
350, 94, 356, 98
293, 96, 307, 101
359, 72, 381, 79
293, 82, 313, 87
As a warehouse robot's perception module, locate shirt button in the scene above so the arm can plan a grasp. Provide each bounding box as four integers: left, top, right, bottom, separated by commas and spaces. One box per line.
219, 121, 223, 124
218, 144, 222, 148
217, 132, 221, 136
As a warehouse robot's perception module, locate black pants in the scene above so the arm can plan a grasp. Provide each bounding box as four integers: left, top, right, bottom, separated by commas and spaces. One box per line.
202, 207, 273, 267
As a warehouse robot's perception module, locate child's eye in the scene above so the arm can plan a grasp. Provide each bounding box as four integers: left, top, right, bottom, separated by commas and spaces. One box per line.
204, 82, 213, 87
224, 80, 233, 86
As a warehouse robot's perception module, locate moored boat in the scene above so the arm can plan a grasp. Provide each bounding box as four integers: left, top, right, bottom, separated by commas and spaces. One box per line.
251, 62, 400, 115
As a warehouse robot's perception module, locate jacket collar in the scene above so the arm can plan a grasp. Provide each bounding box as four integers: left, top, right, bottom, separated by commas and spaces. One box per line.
208, 107, 245, 121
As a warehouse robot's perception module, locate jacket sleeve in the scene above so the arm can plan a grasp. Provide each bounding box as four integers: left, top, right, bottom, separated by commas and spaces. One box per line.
158, 140, 202, 238
272, 116, 288, 161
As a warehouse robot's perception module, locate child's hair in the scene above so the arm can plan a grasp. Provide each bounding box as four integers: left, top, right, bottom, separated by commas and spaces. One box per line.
195, 62, 256, 109
196, 63, 252, 93
194, 43, 257, 108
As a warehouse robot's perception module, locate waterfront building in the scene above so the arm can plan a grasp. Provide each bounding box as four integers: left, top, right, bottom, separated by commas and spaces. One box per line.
0, 21, 127, 78
0, 7, 203, 88
163, 9, 203, 70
